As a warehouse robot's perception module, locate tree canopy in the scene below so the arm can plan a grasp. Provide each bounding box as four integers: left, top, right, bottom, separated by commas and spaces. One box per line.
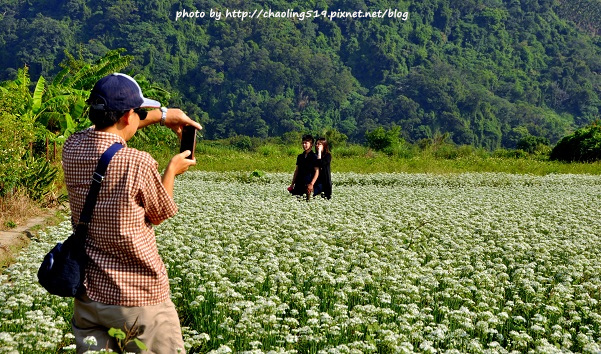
1, 0, 601, 148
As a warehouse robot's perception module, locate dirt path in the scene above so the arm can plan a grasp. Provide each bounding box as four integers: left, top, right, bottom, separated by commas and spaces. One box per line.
0, 209, 64, 268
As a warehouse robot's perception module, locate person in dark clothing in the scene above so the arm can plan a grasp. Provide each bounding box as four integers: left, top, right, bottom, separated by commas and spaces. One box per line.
315, 137, 332, 199
288, 134, 319, 197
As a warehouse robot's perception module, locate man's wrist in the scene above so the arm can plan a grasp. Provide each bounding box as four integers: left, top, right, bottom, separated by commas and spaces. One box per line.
160, 107, 168, 126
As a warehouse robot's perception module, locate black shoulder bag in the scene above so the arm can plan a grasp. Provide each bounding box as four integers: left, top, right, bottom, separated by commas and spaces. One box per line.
38, 143, 123, 297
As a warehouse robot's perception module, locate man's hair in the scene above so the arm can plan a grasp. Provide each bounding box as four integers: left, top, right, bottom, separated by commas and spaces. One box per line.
89, 109, 128, 129
302, 134, 314, 144
87, 97, 127, 129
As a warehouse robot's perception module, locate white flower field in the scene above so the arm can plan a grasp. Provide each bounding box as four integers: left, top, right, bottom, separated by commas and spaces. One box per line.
1, 171, 601, 353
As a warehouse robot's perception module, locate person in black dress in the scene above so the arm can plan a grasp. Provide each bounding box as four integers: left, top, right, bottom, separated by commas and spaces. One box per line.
288, 134, 319, 198
315, 137, 332, 199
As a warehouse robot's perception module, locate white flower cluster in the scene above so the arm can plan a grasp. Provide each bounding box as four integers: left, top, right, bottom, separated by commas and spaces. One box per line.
1, 171, 601, 352
0, 220, 74, 353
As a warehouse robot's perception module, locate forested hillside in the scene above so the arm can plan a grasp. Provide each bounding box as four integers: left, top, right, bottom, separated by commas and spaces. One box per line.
1, 0, 601, 148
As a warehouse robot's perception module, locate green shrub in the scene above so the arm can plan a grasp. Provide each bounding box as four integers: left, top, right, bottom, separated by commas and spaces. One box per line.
0, 111, 36, 196
517, 135, 550, 154
257, 144, 281, 156
432, 144, 461, 159
0, 151, 58, 201
285, 147, 299, 156
336, 144, 369, 157
230, 135, 254, 151
282, 131, 303, 146
21, 159, 59, 201
322, 129, 348, 150
473, 147, 491, 159
142, 124, 179, 148
366, 125, 402, 153
492, 148, 529, 159
385, 142, 417, 158
550, 123, 601, 162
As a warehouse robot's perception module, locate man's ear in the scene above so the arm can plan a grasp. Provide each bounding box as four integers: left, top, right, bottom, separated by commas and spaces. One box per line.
120, 109, 135, 126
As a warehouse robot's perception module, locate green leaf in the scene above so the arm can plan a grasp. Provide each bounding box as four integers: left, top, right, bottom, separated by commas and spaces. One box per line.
71, 99, 86, 124
135, 130, 149, 142
38, 94, 69, 113
52, 67, 69, 86
108, 328, 126, 340
32, 76, 46, 115
134, 338, 148, 350
64, 113, 75, 131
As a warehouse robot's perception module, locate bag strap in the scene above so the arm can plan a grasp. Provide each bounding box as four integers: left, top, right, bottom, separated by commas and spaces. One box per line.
78, 142, 124, 225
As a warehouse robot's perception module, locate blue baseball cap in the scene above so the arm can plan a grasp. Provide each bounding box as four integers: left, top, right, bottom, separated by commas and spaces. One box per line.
88, 73, 161, 111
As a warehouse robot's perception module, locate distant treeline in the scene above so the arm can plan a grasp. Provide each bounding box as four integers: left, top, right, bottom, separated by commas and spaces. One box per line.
1, 0, 601, 148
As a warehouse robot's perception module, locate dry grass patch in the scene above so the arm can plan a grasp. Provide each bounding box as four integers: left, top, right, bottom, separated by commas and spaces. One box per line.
0, 191, 41, 231
0, 233, 30, 270
0, 192, 67, 269
0, 191, 40, 269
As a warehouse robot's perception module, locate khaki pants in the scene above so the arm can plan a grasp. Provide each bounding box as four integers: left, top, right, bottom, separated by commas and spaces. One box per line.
73, 295, 185, 353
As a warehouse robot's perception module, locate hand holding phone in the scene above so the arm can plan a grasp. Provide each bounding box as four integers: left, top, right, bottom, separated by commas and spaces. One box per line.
180, 125, 197, 159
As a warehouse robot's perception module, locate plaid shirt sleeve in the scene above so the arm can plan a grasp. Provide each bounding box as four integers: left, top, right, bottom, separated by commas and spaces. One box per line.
138, 158, 178, 225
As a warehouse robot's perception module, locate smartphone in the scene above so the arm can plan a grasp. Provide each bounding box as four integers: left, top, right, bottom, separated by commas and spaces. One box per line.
180, 125, 197, 159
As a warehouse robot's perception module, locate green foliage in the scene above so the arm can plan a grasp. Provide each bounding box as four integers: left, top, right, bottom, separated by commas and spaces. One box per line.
281, 131, 303, 146
557, 0, 601, 36
0, 116, 58, 200
186, 139, 601, 175
0, 49, 133, 200
108, 322, 148, 353
384, 143, 418, 159
108, 328, 127, 341
366, 125, 402, 154
550, 122, 601, 162
517, 135, 550, 154
129, 123, 179, 158
0, 69, 38, 197
492, 148, 530, 160
20, 159, 58, 201
322, 128, 348, 150
256, 144, 281, 157
335, 144, 369, 158
1, 0, 601, 148
432, 144, 465, 160
42, 49, 134, 139
229, 135, 254, 151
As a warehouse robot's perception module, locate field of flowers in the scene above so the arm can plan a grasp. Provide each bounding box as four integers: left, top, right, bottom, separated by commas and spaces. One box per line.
1, 171, 601, 353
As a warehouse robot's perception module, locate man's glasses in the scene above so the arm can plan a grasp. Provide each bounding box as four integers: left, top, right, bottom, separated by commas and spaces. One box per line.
133, 108, 148, 120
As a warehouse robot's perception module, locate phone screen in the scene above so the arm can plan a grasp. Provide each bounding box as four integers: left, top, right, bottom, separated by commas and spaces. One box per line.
180, 125, 197, 159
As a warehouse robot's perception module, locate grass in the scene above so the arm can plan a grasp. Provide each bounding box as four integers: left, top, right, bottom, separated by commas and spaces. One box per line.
151, 141, 601, 175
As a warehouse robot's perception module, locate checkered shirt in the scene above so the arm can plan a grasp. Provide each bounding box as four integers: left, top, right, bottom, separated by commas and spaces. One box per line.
62, 128, 177, 306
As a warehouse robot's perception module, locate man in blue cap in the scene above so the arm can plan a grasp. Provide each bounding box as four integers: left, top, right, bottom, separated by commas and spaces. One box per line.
63, 73, 201, 353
